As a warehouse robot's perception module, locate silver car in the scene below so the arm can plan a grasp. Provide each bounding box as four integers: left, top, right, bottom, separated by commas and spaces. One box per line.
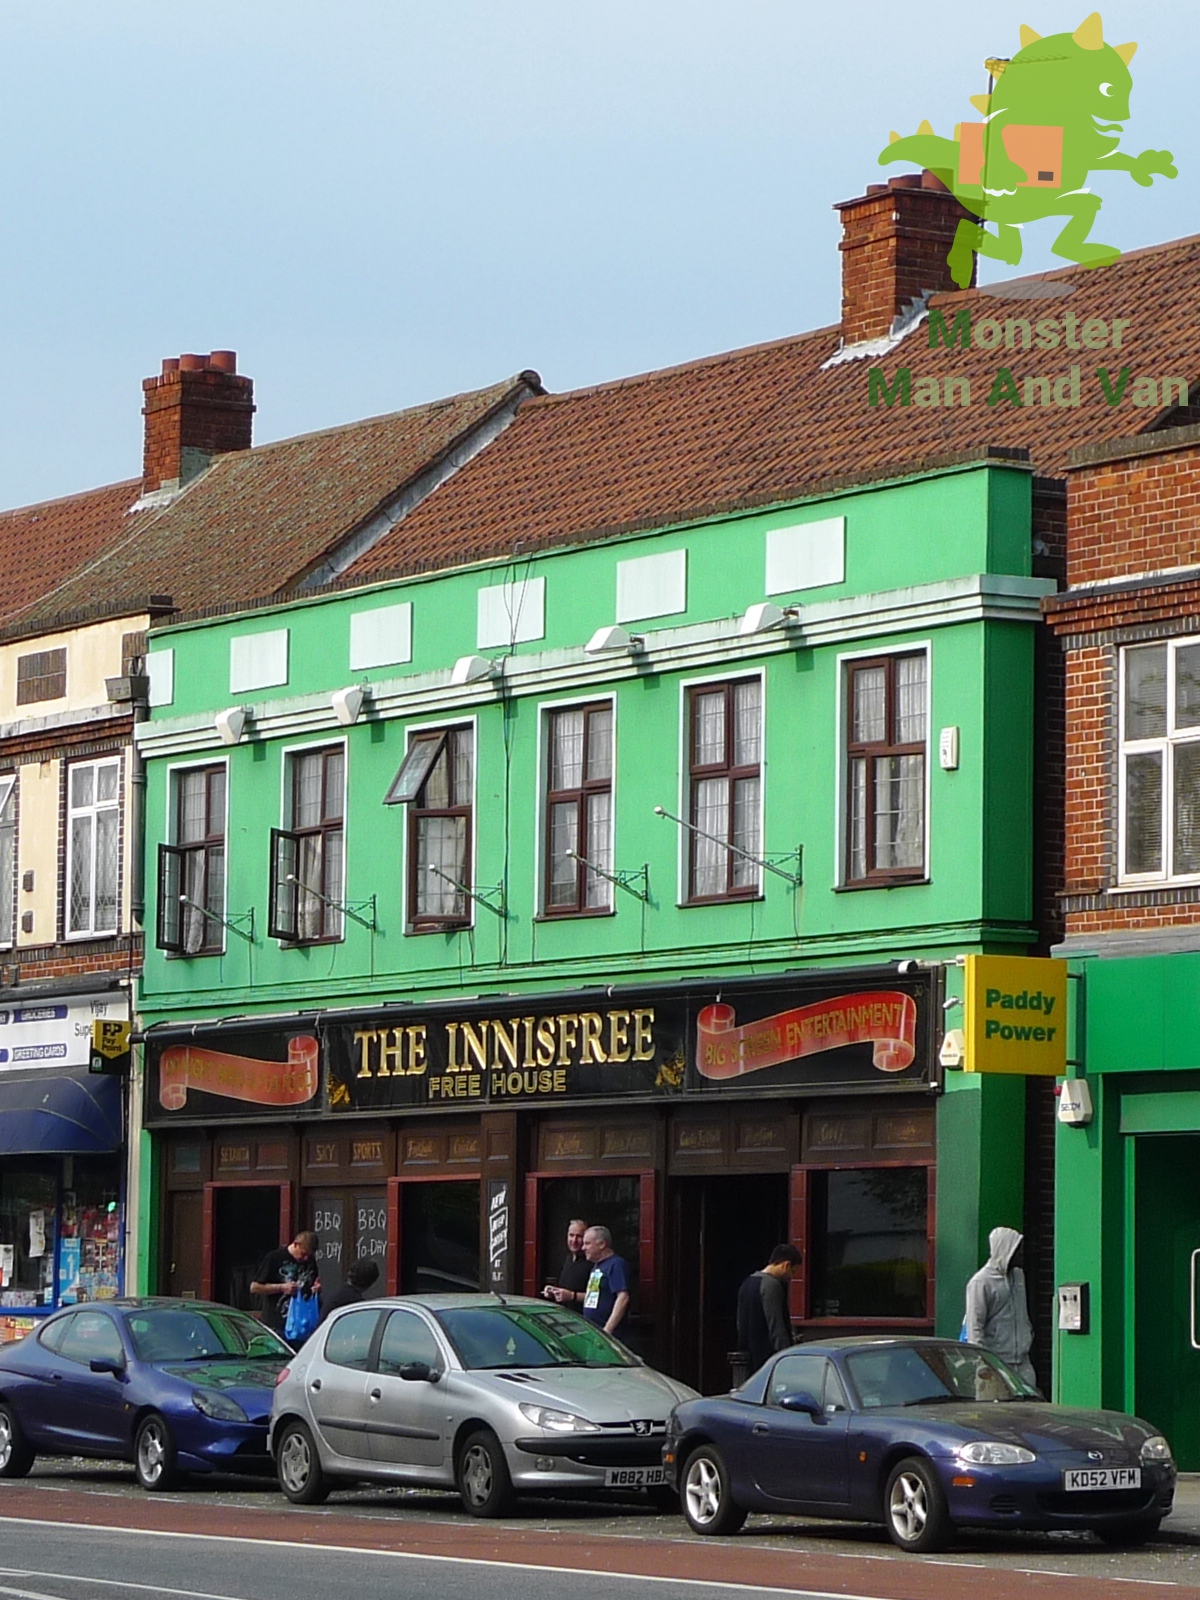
268, 1293, 697, 1516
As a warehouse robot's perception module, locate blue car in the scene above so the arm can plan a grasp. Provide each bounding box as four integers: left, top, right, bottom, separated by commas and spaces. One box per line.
0, 1297, 291, 1490
663, 1337, 1176, 1552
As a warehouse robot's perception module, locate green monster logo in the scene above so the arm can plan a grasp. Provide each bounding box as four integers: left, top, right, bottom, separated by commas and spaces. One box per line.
881, 12, 1176, 287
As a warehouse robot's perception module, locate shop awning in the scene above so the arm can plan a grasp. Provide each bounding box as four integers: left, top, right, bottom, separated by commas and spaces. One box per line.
0, 1067, 123, 1155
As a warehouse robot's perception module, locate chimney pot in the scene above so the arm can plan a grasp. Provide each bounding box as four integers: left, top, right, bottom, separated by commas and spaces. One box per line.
161, 357, 180, 376
834, 171, 978, 344
179, 353, 207, 372
208, 350, 237, 374
142, 350, 255, 494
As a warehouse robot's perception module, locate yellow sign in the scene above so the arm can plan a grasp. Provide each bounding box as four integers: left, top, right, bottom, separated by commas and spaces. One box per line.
92, 1020, 131, 1061
962, 955, 1067, 1076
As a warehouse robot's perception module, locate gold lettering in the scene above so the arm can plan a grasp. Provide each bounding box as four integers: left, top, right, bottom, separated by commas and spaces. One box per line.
556, 1013, 579, 1066
354, 1030, 376, 1078
535, 1016, 557, 1067
462, 1020, 489, 1074
631, 1007, 655, 1061
491, 1017, 519, 1071
579, 1012, 607, 1065
607, 1010, 631, 1063
379, 1027, 404, 1077
446, 1022, 462, 1069
520, 1016, 537, 1068
408, 1024, 427, 1076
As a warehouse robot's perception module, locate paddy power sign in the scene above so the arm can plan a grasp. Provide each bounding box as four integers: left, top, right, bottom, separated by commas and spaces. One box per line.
143, 971, 936, 1124
962, 955, 1068, 1076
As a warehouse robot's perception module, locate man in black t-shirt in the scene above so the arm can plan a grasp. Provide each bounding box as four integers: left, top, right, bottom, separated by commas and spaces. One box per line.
736, 1244, 802, 1376
250, 1230, 320, 1334
543, 1219, 591, 1311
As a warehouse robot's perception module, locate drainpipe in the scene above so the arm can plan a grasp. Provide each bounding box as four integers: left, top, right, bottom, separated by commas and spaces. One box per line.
105, 665, 151, 928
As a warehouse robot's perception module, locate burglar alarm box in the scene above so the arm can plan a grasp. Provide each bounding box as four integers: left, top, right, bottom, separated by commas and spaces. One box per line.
1057, 1281, 1090, 1335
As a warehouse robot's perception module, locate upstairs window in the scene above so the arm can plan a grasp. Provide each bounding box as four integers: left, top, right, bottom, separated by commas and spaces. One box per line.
1120, 640, 1200, 882
845, 652, 927, 886
157, 766, 226, 955
387, 726, 473, 930
270, 746, 345, 943
66, 758, 121, 937
0, 775, 15, 948
687, 678, 762, 902
16, 648, 66, 706
544, 703, 613, 915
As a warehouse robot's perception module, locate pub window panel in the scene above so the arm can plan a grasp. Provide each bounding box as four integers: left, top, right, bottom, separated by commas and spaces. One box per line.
66, 758, 121, 937
158, 765, 226, 955
687, 678, 762, 902
807, 1166, 929, 1321
0, 775, 15, 948
394, 727, 473, 930
16, 647, 67, 706
274, 746, 345, 943
544, 703, 613, 915
1120, 640, 1200, 881
845, 652, 927, 885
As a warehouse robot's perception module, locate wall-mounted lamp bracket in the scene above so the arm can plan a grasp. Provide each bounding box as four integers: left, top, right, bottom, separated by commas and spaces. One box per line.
179, 896, 256, 943
565, 850, 651, 904
653, 806, 803, 886
426, 862, 507, 918
284, 875, 377, 931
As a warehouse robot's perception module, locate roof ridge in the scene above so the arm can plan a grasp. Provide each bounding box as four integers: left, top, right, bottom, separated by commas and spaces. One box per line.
0, 475, 141, 523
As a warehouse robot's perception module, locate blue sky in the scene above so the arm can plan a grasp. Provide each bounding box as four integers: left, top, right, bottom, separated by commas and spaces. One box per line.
0, 2, 1193, 509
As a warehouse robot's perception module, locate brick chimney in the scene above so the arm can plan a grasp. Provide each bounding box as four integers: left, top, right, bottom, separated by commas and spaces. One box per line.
834, 174, 977, 345
142, 350, 255, 494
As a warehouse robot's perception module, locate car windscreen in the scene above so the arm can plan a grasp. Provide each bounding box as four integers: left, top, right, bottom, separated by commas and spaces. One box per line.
434, 1306, 638, 1369
844, 1343, 1037, 1407
127, 1307, 290, 1364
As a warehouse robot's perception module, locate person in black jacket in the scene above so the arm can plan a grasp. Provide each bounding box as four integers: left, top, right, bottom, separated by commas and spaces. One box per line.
542, 1219, 592, 1311
736, 1244, 802, 1375
319, 1258, 380, 1324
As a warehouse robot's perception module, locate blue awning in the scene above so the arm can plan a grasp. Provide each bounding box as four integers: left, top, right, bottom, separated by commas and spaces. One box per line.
0, 1067, 123, 1155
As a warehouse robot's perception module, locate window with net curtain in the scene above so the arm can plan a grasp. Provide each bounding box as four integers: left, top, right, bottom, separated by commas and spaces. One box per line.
845, 653, 927, 885
0, 774, 15, 948
1121, 639, 1200, 880
544, 702, 613, 915
174, 765, 226, 954
289, 746, 345, 941
67, 758, 121, 936
400, 726, 473, 928
687, 678, 762, 901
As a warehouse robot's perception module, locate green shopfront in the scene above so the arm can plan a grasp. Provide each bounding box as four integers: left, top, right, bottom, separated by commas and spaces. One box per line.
1056, 952, 1200, 1468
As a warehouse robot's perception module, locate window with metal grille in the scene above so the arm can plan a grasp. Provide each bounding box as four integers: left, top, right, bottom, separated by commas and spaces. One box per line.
845, 652, 927, 885
269, 746, 345, 942
16, 649, 66, 705
1119, 639, 1200, 882
544, 703, 613, 915
0, 775, 15, 948
388, 727, 473, 929
66, 758, 121, 937
687, 678, 762, 902
157, 765, 226, 954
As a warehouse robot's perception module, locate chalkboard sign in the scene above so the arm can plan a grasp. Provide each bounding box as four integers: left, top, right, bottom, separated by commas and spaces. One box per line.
355, 1193, 388, 1274
487, 1178, 510, 1292
310, 1196, 345, 1294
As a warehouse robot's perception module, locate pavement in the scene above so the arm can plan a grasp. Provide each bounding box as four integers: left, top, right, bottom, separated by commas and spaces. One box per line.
1167, 1474, 1200, 1542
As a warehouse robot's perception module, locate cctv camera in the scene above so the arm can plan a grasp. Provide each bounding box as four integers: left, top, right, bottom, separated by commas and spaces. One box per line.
896, 959, 920, 975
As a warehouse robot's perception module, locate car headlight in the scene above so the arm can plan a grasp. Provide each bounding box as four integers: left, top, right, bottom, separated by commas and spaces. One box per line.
517, 1403, 601, 1433
956, 1441, 1036, 1466
1141, 1435, 1173, 1464
192, 1389, 248, 1423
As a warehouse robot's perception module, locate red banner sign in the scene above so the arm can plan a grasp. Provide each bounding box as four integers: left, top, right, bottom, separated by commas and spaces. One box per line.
159, 1036, 319, 1111
695, 992, 917, 1080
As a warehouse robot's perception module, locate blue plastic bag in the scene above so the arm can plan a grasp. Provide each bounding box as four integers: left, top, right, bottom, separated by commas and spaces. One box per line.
285, 1290, 320, 1346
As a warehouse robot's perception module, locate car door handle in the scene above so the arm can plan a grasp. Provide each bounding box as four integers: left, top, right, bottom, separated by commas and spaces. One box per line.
753, 1423, 769, 1436
50, 1372, 63, 1382
309, 1379, 322, 1391
369, 1389, 382, 1402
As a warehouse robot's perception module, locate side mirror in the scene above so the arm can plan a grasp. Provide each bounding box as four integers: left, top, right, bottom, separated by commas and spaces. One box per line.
89, 1357, 126, 1377
779, 1391, 822, 1417
398, 1362, 439, 1384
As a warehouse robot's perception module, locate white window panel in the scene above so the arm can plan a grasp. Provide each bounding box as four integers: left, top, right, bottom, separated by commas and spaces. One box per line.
229, 629, 289, 694
766, 516, 846, 596
1119, 638, 1200, 884
349, 602, 413, 671
66, 757, 121, 937
477, 579, 545, 649
615, 548, 688, 623
146, 649, 175, 708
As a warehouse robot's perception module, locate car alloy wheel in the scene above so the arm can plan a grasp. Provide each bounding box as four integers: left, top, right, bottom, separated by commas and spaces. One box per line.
681, 1445, 747, 1537
134, 1414, 179, 1492
456, 1429, 514, 1518
276, 1420, 329, 1505
0, 1404, 35, 1479
884, 1456, 951, 1553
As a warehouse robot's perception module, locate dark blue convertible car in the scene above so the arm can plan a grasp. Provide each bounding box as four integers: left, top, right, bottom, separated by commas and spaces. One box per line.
663, 1337, 1176, 1551
0, 1298, 290, 1489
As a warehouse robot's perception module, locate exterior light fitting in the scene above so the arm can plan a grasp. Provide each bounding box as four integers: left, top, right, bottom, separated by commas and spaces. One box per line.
585, 625, 645, 655
214, 707, 247, 745
738, 602, 800, 637
331, 685, 366, 726
451, 654, 500, 687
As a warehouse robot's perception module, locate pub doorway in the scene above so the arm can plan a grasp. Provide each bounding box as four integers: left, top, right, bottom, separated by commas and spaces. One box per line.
209, 1185, 288, 1311
668, 1173, 788, 1395
392, 1179, 482, 1294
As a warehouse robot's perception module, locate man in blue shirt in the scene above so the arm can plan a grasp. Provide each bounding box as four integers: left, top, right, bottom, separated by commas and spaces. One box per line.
580, 1225, 631, 1337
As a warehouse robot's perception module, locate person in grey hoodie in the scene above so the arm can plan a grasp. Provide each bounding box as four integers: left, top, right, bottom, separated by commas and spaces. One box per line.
964, 1226, 1036, 1388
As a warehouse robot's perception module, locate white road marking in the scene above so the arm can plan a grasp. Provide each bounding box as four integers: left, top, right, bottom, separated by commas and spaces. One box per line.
0, 1520, 899, 1599
1, 1578, 243, 1600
